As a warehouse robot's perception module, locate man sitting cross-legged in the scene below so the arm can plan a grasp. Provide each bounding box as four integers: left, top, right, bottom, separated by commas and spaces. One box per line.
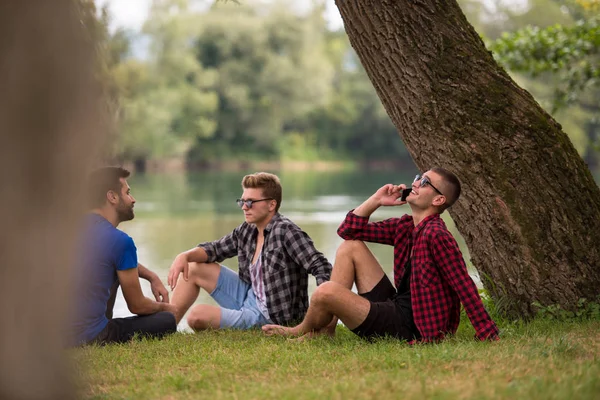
168, 172, 332, 331
263, 168, 499, 343
71, 167, 177, 346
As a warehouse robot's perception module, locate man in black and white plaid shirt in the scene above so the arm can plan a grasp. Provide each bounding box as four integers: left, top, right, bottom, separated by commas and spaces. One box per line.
168, 172, 332, 330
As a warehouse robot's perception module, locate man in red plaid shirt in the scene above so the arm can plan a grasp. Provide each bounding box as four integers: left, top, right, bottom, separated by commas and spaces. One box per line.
263, 167, 499, 342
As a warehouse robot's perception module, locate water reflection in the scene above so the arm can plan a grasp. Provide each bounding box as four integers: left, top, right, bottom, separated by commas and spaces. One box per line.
116, 169, 476, 329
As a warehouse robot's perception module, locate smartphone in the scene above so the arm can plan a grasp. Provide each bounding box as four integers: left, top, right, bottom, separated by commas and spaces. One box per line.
400, 188, 412, 202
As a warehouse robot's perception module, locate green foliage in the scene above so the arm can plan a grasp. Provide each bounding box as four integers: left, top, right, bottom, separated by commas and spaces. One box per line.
477, 284, 600, 324
98, 0, 600, 168
490, 16, 600, 111
279, 132, 336, 162
477, 287, 514, 324
488, 0, 600, 166
307, 34, 408, 161
532, 297, 600, 321
78, 0, 124, 157
188, 0, 334, 161
459, 0, 573, 41
111, 0, 218, 162
99, 0, 407, 166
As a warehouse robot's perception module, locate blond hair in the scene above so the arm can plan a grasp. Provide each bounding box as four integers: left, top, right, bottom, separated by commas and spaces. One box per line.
241, 172, 282, 212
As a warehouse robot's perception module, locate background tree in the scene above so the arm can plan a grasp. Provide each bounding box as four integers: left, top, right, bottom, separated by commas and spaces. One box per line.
188, 0, 335, 163
306, 30, 409, 163
101, 0, 600, 173
334, 0, 600, 317
104, 0, 412, 166
491, 0, 600, 169
111, 0, 219, 171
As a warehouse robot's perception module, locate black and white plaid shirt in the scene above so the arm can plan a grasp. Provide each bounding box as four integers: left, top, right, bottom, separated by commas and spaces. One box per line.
198, 213, 332, 325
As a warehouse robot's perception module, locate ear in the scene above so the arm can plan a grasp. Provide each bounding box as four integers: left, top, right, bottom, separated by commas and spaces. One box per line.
106, 190, 119, 205
432, 195, 446, 208
269, 200, 277, 212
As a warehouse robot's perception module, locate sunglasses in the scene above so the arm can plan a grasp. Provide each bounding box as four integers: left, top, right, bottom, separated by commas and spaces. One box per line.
236, 198, 273, 209
413, 174, 444, 196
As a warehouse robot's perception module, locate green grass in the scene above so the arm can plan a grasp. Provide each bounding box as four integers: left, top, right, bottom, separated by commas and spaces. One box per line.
71, 317, 600, 400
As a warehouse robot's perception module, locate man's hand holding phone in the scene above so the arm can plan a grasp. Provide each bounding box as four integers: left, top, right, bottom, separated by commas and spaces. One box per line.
375, 183, 410, 207
354, 183, 410, 217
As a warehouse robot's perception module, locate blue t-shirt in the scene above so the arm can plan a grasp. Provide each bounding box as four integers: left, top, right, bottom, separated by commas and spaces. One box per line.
72, 213, 138, 345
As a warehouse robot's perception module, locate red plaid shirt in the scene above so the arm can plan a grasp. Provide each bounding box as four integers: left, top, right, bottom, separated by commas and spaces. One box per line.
338, 211, 499, 342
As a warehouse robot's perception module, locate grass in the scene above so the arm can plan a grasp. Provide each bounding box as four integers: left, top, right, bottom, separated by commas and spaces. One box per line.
71, 315, 600, 400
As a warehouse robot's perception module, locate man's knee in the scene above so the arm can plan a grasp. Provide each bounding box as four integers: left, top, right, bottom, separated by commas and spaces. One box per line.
312, 281, 345, 308
336, 240, 367, 258
155, 311, 177, 334
187, 262, 205, 278
187, 305, 217, 330
188, 262, 220, 286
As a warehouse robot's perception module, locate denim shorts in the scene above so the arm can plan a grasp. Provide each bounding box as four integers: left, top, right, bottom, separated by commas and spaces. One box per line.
210, 265, 272, 329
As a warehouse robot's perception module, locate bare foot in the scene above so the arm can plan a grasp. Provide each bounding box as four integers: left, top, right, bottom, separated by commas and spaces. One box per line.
319, 324, 336, 337
290, 325, 336, 342
262, 324, 300, 337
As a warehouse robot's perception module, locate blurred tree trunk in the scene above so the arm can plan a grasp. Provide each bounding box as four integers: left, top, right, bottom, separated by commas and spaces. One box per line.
0, 1, 105, 398
335, 0, 600, 317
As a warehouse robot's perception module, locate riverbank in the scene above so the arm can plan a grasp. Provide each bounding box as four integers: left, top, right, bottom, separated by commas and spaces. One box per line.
120, 158, 417, 174
72, 317, 600, 399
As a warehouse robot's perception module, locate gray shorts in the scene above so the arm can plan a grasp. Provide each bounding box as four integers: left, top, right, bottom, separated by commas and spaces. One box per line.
210, 265, 272, 329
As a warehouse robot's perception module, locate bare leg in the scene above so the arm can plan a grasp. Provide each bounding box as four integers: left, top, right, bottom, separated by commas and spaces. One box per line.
330, 240, 386, 293
187, 304, 222, 331
263, 281, 370, 336
263, 240, 386, 338
170, 262, 221, 324
314, 240, 386, 336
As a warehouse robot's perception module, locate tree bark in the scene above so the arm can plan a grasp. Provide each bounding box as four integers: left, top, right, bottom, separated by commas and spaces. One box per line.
0, 1, 106, 398
335, 0, 600, 317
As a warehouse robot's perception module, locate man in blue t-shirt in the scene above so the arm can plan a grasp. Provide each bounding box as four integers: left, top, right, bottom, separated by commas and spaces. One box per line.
72, 167, 177, 345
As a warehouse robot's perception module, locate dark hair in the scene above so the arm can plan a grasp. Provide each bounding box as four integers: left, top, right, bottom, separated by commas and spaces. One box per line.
87, 167, 130, 209
241, 172, 282, 212
431, 167, 461, 210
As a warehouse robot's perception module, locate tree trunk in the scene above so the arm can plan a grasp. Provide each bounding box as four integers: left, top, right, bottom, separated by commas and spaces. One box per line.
335, 0, 600, 317
0, 1, 105, 398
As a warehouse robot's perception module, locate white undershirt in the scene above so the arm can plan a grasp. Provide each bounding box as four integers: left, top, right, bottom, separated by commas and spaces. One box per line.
249, 252, 269, 319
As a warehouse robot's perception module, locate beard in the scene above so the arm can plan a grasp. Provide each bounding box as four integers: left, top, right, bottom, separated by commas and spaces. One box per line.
116, 199, 134, 222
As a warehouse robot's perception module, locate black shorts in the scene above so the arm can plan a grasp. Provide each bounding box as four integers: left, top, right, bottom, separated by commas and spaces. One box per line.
91, 311, 176, 345
351, 275, 420, 341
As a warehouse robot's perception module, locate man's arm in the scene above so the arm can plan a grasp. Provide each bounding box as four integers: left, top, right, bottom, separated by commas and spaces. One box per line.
167, 246, 210, 289
283, 227, 332, 285
168, 226, 242, 289
337, 184, 412, 245
137, 263, 169, 303
432, 230, 499, 341
118, 268, 177, 316
353, 183, 406, 217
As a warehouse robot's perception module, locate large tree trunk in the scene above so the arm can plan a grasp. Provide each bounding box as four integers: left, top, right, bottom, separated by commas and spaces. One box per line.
335, 0, 600, 317
0, 1, 105, 398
